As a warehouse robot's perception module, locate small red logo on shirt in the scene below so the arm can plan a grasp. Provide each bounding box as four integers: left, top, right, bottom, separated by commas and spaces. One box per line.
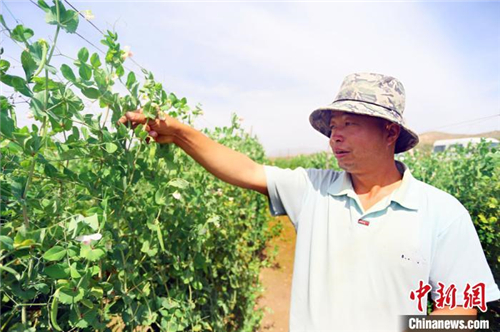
358, 219, 370, 226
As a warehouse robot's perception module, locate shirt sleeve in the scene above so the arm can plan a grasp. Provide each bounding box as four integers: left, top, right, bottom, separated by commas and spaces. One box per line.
263, 165, 311, 229
429, 211, 500, 307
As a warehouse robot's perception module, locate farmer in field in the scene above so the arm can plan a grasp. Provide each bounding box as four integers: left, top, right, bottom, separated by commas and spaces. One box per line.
120, 72, 500, 330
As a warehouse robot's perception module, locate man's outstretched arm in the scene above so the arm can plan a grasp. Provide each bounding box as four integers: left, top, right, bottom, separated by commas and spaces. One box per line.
119, 111, 268, 196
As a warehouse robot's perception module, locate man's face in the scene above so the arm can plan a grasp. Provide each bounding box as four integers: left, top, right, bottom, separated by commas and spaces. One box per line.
328, 111, 393, 174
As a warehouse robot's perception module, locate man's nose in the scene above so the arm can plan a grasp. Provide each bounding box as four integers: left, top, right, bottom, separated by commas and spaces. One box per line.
330, 130, 344, 142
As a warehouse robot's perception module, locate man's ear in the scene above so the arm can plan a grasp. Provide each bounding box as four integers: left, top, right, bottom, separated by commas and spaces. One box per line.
386, 122, 401, 146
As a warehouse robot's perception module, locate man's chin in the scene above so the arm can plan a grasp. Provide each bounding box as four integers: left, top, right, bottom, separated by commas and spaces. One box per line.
337, 162, 352, 172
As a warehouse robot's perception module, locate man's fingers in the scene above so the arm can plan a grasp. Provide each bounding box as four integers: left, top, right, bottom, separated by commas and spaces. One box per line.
149, 131, 158, 138
125, 111, 147, 124
118, 115, 128, 125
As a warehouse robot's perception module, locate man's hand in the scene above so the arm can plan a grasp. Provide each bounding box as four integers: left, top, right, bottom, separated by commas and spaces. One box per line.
118, 109, 182, 144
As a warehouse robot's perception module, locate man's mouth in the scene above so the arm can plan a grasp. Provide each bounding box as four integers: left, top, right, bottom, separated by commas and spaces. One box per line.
334, 149, 350, 158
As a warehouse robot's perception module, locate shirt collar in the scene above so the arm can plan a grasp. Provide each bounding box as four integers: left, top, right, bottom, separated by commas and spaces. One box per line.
327, 161, 419, 211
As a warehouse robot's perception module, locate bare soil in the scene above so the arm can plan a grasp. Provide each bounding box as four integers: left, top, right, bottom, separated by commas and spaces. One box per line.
256, 216, 296, 332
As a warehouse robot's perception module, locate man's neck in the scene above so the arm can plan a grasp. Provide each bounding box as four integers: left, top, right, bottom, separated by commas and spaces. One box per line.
349, 161, 403, 196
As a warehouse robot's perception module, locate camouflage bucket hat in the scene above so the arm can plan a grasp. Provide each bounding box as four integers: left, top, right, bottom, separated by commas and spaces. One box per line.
309, 72, 419, 153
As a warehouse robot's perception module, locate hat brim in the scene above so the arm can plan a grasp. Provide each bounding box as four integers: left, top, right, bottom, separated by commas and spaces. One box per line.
309, 100, 419, 154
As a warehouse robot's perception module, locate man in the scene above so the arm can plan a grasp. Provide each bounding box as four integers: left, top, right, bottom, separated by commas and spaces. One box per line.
120, 72, 499, 331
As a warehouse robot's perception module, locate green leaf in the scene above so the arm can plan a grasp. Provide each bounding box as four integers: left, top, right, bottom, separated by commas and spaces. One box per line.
13, 238, 36, 249
90, 53, 101, 68
93, 68, 107, 91
81, 299, 94, 309
60, 9, 79, 33
78, 47, 89, 63
37, 0, 50, 12
116, 64, 124, 77
89, 287, 103, 299
44, 63, 57, 75
32, 77, 61, 92
0, 15, 8, 30
0, 59, 10, 73
126, 71, 136, 89
80, 244, 105, 261
61, 64, 76, 82
168, 178, 189, 189
79, 63, 92, 80
44, 263, 70, 279
0, 110, 15, 139
82, 87, 100, 99
140, 240, 157, 257
0, 95, 13, 112
43, 246, 66, 261
105, 142, 118, 154
0, 265, 20, 280
0, 74, 32, 97
64, 88, 84, 113
84, 214, 99, 231
155, 188, 167, 205
0, 235, 14, 250
70, 262, 81, 278
21, 51, 38, 80
27, 41, 44, 64
46, 5, 79, 33
67, 244, 79, 257
11, 24, 34, 43
33, 283, 50, 294
57, 285, 84, 304
29, 92, 45, 120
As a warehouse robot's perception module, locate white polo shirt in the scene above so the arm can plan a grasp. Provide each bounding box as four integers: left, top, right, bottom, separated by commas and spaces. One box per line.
264, 161, 500, 331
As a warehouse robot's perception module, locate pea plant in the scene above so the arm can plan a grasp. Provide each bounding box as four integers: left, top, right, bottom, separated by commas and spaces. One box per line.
0, 1, 278, 331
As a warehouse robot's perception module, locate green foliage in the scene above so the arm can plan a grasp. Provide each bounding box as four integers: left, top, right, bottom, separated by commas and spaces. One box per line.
0, 2, 278, 331
272, 151, 340, 170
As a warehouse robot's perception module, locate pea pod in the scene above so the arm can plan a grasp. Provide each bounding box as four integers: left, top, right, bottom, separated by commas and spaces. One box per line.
32, 39, 48, 78
50, 289, 62, 331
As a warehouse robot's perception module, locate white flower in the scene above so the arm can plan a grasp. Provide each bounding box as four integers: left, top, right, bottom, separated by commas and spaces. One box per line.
75, 233, 102, 245
81, 10, 95, 20
216, 188, 223, 196
228, 197, 234, 202
172, 191, 182, 200
121, 46, 133, 60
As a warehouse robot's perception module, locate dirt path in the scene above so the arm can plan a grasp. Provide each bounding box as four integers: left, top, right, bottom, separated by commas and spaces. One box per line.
257, 216, 296, 332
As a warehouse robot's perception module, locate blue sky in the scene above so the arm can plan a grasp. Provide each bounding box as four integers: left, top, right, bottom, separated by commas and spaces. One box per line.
2, 1, 499, 156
